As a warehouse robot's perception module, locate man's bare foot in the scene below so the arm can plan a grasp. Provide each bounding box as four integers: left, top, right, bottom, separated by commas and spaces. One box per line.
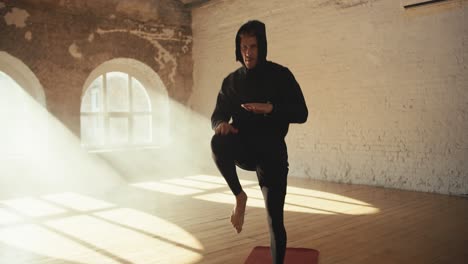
231, 191, 248, 233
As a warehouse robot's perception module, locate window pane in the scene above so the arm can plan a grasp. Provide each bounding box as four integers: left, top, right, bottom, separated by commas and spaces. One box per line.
132, 115, 152, 143
80, 115, 104, 146
107, 72, 129, 112
109, 117, 128, 144
81, 76, 103, 113
131, 77, 151, 112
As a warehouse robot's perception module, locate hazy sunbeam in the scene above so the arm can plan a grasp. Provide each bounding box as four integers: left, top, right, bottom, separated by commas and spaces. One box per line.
0, 71, 124, 199
1, 197, 67, 218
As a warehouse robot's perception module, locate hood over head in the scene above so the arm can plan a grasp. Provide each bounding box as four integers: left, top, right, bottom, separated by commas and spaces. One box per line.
235, 20, 268, 66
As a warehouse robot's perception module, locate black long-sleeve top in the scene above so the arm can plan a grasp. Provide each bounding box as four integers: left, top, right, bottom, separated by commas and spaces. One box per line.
211, 61, 308, 139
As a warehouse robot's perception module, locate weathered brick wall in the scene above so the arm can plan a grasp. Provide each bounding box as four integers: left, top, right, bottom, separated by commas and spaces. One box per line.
190, 0, 468, 195
0, 0, 193, 134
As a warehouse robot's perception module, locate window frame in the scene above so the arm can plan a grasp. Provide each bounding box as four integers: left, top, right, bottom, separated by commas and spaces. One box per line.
80, 71, 153, 150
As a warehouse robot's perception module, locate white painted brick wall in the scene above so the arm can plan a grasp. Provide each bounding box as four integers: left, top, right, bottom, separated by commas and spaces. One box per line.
189, 0, 468, 195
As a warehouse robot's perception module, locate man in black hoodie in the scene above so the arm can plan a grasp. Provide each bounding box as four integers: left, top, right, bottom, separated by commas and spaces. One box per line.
211, 20, 308, 263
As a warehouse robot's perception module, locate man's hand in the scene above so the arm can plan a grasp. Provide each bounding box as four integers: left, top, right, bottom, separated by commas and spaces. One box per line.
214, 122, 239, 135
241, 103, 273, 114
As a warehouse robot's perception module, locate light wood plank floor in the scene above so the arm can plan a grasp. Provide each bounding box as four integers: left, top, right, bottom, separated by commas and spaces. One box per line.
0, 172, 467, 264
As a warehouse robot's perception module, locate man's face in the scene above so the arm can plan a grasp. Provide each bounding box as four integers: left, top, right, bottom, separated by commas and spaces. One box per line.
240, 34, 258, 69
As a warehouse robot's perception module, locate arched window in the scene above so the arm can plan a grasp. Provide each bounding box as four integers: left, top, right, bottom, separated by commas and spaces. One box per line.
81, 72, 153, 148
80, 58, 170, 151
0, 52, 47, 159
0, 51, 46, 107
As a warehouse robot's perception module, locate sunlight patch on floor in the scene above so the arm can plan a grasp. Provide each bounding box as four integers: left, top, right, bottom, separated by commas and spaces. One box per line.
46, 215, 202, 264
131, 181, 204, 195
194, 192, 267, 208
186, 174, 258, 186
131, 174, 379, 215
95, 208, 203, 250
0, 193, 203, 264
131, 174, 258, 196
43, 192, 115, 212
0, 223, 120, 264
162, 178, 225, 190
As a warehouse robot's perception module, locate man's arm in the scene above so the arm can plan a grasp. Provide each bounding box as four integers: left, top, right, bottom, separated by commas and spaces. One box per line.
269, 67, 308, 123
211, 78, 231, 129
211, 78, 238, 135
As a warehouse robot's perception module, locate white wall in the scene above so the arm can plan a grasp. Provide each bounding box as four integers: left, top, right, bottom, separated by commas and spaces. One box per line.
189, 0, 468, 195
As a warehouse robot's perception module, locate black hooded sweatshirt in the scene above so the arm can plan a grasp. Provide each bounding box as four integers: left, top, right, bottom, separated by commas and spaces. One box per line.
211, 20, 308, 139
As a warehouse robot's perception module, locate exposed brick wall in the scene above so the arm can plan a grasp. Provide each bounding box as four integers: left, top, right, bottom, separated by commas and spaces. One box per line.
0, 0, 193, 134
189, 0, 468, 195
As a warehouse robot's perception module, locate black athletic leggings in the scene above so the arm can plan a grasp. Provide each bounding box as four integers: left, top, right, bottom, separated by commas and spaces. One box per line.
211, 133, 288, 264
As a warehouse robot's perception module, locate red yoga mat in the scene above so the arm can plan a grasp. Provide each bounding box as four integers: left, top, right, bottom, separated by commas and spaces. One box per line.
244, 246, 319, 264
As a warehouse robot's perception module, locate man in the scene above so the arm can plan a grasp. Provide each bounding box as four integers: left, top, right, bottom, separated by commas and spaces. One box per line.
210, 20, 308, 263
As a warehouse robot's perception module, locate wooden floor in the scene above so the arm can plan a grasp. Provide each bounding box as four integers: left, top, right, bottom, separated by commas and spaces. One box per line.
0, 172, 467, 264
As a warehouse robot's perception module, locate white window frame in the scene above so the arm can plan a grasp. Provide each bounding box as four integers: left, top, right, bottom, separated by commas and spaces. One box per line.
80, 72, 153, 150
